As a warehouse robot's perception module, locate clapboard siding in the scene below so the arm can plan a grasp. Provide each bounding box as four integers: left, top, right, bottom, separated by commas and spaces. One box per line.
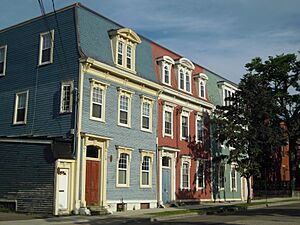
0, 142, 55, 213
0, 7, 79, 138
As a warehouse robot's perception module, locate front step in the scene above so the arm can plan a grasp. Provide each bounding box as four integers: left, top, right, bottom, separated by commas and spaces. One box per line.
88, 206, 110, 216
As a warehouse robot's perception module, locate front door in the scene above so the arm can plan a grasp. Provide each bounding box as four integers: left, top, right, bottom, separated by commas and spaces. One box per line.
58, 168, 69, 211
85, 160, 100, 205
162, 156, 171, 203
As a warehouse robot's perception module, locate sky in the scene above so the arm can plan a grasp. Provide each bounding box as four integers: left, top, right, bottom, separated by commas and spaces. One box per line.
1, 0, 299, 83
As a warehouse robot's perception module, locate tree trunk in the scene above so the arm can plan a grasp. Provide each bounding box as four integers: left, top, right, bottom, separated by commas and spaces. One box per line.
246, 176, 251, 204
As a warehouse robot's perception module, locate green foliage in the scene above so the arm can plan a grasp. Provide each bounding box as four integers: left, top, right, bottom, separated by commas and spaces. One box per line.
213, 53, 300, 200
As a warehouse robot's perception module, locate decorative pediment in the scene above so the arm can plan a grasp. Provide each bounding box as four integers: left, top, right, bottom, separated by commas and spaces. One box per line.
156, 55, 175, 65
175, 58, 195, 70
108, 28, 141, 44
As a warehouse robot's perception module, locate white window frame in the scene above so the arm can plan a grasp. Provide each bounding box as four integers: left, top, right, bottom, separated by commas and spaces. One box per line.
140, 95, 154, 132
109, 28, 141, 73
90, 79, 109, 122
196, 160, 205, 190
218, 81, 237, 106
180, 108, 191, 140
60, 81, 73, 114
117, 88, 134, 128
117, 40, 124, 66
230, 164, 237, 191
140, 150, 154, 188
218, 163, 225, 190
180, 155, 191, 190
163, 103, 175, 138
38, 30, 54, 66
116, 146, 133, 187
175, 58, 194, 93
13, 90, 29, 125
156, 56, 175, 86
0, 45, 7, 76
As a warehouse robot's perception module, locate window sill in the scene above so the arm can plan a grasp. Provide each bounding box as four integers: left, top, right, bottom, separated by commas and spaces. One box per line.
118, 123, 131, 129
59, 111, 72, 115
90, 117, 105, 123
140, 185, 152, 189
162, 82, 172, 87
115, 64, 137, 74
141, 128, 152, 133
116, 184, 130, 188
13, 122, 26, 126
38, 61, 52, 67
219, 188, 225, 191
0, 74, 5, 77
180, 188, 191, 191
163, 133, 173, 138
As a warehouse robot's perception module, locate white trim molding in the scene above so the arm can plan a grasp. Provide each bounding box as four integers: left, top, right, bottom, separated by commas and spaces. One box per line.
0, 45, 7, 76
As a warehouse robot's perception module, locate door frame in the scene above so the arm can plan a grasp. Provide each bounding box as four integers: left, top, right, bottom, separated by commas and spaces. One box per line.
158, 146, 179, 205
81, 134, 111, 208
54, 159, 75, 215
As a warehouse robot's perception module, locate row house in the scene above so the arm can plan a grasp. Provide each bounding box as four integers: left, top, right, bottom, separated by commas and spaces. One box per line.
0, 3, 245, 215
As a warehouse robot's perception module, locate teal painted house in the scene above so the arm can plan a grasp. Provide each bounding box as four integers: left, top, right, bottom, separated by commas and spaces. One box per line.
205, 68, 245, 202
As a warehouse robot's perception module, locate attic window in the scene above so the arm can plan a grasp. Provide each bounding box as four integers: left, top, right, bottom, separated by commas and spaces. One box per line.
109, 28, 141, 73
175, 58, 195, 93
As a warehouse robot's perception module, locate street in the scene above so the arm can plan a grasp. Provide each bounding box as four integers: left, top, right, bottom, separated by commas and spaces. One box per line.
0, 202, 299, 225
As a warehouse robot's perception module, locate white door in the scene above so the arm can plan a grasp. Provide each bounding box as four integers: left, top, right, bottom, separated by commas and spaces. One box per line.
58, 168, 69, 210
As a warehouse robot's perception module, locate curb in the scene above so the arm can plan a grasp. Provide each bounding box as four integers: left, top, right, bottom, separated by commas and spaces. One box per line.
150, 212, 199, 222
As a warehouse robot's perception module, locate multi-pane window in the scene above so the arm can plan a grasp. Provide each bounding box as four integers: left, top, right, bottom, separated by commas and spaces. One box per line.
224, 89, 234, 106
181, 115, 189, 139
126, 45, 132, 69
219, 163, 225, 189
120, 95, 129, 125
231, 166, 236, 190
185, 72, 191, 92
142, 102, 150, 130
14, 91, 28, 124
39, 30, 54, 65
92, 87, 103, 119
197, 161, 205, 189
196, 118, 204, 143
0, 45, 7, 75
117, 41, 123, 66
60, 81, 73, 113
164, 65, 170, 84
141, 156, 150, 186
118, 153, 128, 185
179, 69, 184, 90
200, 81, 205, 98
182, 162, 189, 188
164, 111, 172, 135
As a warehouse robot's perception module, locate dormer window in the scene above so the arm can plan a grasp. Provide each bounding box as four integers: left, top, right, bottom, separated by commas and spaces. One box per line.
195, 73, 208, 99
217, 81, 237, 106
156, 56, 175, 86
109, 28, 141, 73
175, 58, 195, 93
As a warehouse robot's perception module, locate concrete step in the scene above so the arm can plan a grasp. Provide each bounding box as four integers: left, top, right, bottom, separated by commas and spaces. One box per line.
88, 206, 110, 216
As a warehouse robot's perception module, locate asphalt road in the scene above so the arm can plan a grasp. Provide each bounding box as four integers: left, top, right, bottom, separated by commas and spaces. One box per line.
0, 202, 299, 225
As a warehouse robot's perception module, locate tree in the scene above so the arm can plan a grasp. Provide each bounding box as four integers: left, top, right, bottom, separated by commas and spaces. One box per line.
245, 53, 300, 192
213, 53, 300, 203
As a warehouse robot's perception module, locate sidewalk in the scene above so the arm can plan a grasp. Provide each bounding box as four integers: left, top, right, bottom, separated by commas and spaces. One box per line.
0, 197, 298, 225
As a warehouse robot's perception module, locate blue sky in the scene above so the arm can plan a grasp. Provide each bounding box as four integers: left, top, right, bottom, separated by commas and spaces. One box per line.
1, 0, 299, 83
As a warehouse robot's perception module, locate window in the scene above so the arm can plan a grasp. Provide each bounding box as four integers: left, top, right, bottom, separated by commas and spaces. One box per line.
86, 146, 99, 159
163, 103, 174, 137
90, 79, 109, 122
141, 96, 153, 132
185, 72, 191, 92
140, 150, 154, 187
180, 109, 190, 140
181, 156, 191, 190
0, 45, 7, 76
60, 81, 73, 114
117, 41, 123, 66
196, 116, 204, 143
109, 28, 141, 72
176, 58, 194, 93
196, 73, 208, 99
197, 161, 205, 189
116, 146, 133, 187
13, 91, 29, 125
126, 45, 132, 69
218, 81, 237, 106
219, 163, 225, 190
164, 65, 170, 84
39, 30, 54, 65
179, 70, 184, 90
162, 156, 170, 167
231, 165, 237, 191
118, 88, 133, 127
157, 56, 174, 86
